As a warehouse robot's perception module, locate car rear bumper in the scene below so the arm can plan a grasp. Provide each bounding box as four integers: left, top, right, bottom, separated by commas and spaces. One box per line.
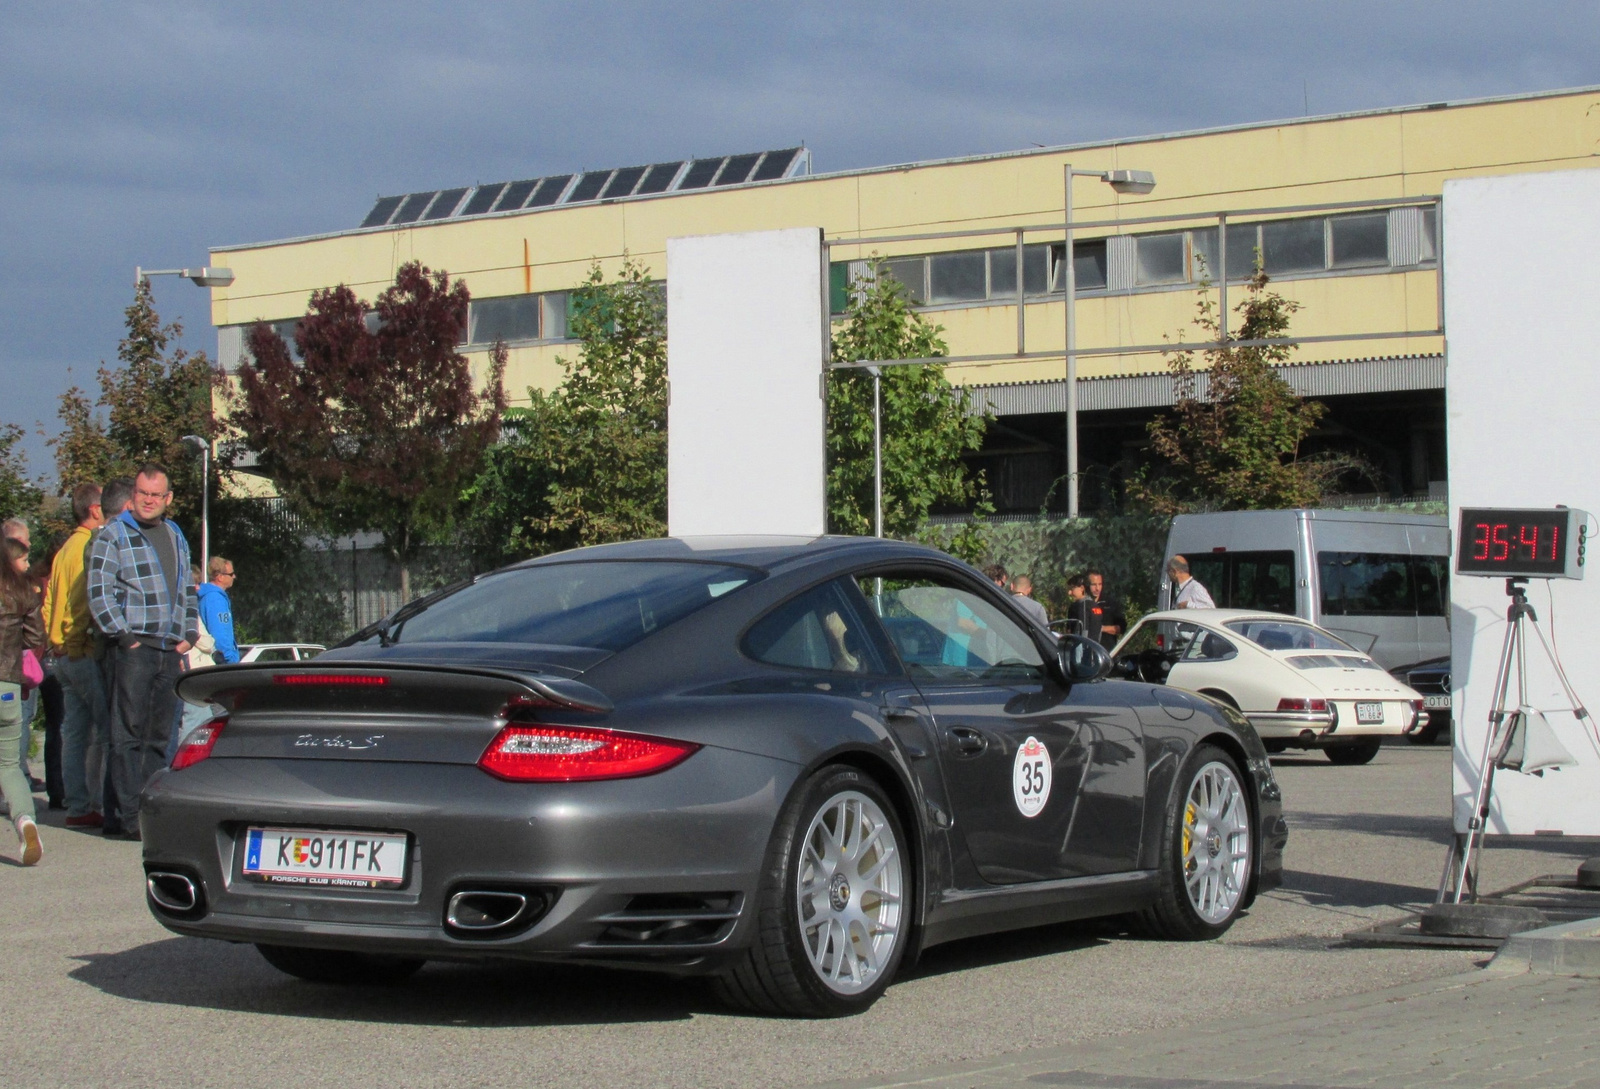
1247, 702, 1413, 743
138, 747, 797, 971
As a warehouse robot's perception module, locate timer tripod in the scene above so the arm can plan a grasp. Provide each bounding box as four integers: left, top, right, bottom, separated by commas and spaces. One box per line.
1440, 577, 1589, 903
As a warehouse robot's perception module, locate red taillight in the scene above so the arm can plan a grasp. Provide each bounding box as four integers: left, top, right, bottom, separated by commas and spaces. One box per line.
171, 716, 227, 770
274, 673, 388, 687
1277, 698, 1331, 713
478, 725, 699, 782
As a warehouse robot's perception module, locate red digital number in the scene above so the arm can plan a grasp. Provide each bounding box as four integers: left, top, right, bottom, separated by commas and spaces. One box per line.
1472, 522, 1491, 561
1519, 524, 1538, 562
1491, 524, 1511, 562
1550, 525, 1560, 563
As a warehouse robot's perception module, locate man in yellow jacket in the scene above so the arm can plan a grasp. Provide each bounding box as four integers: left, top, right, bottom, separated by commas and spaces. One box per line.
42, 483, 110, 828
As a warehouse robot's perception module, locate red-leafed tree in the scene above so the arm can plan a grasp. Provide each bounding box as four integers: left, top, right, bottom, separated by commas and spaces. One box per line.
232, 262, 506, 599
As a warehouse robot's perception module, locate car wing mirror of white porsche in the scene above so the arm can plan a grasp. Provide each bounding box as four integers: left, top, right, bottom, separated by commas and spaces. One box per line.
1056, 636, 1113, 684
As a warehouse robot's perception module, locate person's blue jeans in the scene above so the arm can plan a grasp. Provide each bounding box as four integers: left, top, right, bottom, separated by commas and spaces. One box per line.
56, 655, 110, 818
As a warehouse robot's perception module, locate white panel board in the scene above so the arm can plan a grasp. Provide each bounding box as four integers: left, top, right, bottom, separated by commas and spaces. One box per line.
1445, 169, 1600, 835
667, 228, 826, 537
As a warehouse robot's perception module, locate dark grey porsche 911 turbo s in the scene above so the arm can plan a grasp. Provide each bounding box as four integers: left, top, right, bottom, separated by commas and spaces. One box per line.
144, 535, 1286, 1017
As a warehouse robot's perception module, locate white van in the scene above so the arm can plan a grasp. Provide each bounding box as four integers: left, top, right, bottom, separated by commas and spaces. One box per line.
1160, 509, 1450, 671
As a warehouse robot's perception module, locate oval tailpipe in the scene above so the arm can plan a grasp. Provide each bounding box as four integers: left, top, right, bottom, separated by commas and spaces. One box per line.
1298, 729, 1318, 746
447, 890, 531, 933
147, 871, 199, 913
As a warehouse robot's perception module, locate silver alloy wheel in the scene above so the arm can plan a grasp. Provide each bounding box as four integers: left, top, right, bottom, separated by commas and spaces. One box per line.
1181, 760, 1251, 924
796, 789, 903, 995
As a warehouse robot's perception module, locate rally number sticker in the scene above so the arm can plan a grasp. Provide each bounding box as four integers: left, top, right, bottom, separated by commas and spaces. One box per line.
1012, 736, 1052, 818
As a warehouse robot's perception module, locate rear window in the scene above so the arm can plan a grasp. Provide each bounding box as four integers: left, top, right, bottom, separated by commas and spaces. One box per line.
391, 561, 759, 652
1224, 619, 1354, 653
1288, 653, 1385, 671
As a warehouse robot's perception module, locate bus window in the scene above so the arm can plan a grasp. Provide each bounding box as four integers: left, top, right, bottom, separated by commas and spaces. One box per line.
1414, 556, 1449, 617
1319, 552, 1417, 616
1231, 551, 1296, 614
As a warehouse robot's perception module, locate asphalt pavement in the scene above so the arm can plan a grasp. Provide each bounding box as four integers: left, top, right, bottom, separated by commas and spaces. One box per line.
4, 742, 1595, 1089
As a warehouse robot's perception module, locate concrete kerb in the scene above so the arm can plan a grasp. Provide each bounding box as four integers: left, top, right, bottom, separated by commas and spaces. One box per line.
1489, 914, 1600, 976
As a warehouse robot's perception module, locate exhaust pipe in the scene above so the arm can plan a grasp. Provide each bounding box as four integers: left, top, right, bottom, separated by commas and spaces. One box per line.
447, 890, 532, 933
1298, 729, 1318, 746
147, 871, 199, 913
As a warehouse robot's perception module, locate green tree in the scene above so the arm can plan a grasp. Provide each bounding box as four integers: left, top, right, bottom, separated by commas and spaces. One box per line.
827, 265, 990, 547
464, 258, 667, 560
1132, 268, 1355, 514
0, 423, 42, 523
232, 262, 506, 600
49, 279, 219, 530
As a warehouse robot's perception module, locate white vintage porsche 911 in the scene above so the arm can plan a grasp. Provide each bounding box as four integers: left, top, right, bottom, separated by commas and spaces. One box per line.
1110, 609, 1428, 764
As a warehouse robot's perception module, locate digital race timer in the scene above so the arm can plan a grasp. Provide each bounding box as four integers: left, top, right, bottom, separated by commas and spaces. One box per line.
1456, 507, 1589, 579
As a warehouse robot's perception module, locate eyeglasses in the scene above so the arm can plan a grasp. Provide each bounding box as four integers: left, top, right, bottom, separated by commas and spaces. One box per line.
135, 488, 171, 500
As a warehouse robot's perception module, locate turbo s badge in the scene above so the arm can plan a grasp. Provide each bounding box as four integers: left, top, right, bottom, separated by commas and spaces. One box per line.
1012, 735, 1053, 818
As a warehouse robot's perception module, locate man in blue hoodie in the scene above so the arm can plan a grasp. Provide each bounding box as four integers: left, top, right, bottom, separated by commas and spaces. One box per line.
197, 556, 240, 665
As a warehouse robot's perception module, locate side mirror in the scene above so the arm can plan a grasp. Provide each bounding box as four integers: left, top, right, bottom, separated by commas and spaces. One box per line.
1057, 636, 1112, 683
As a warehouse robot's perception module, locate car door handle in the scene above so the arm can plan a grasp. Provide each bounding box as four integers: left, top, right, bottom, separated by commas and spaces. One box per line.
950, 727, 988, 757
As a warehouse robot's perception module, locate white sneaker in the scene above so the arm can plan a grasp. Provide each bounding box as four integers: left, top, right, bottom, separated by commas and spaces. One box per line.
16, 816, 41, 866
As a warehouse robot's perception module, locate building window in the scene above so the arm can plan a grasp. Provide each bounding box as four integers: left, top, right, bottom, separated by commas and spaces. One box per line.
927, 251, 987, 304
1134, 232, 1188, 285
1261, 218, 1326, 275
991, 244, 1052, 296
879, 257, 926, 304
1329, 212, 1389, 268
464, 290, 574, 347
468, 295, 541, 345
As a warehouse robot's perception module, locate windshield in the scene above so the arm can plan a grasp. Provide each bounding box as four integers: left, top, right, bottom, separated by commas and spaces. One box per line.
1224, 618, 1355, 653
391, 561, 760, 652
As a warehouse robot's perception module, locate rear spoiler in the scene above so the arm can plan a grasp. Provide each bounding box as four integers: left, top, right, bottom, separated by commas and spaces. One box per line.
176, 661, 613, 715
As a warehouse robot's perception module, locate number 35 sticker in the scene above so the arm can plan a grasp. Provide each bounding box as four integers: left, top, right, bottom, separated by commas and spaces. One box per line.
1012, 736, 1053, 818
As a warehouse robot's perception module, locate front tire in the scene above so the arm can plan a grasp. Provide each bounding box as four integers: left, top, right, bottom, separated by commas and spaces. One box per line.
256, 944, 424, 985
714, 766, 909, 1017
1138, 744, 1254, 941
1326, 739, 1382, 765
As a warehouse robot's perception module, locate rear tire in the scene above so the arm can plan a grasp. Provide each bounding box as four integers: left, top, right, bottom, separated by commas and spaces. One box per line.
1326, 739, 1382, 765
256, 944, 424, 985
1138, 744, 1254, 941
713, 765, 909, 1017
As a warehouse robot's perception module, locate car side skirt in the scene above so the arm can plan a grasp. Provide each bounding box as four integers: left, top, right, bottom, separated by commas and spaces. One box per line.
921, 870, 1159, 948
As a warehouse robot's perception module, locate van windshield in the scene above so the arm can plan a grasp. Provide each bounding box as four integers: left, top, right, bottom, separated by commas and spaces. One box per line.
1224, 619, 1355, 653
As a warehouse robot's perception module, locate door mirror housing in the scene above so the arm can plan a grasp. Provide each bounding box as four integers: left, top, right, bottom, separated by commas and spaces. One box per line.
1057, 636, 1112, 683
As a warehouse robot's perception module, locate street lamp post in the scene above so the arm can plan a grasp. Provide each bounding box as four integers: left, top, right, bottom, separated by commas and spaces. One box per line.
868, 366, 883, 537
1062, 166, 1155, 518
181, 435, 210, 579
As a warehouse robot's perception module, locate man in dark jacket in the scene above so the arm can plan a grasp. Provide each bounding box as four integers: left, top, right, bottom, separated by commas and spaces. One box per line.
87, 464, 199, 839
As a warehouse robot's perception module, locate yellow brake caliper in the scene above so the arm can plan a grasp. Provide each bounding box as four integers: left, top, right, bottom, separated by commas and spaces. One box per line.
1183, 802, 1197, 874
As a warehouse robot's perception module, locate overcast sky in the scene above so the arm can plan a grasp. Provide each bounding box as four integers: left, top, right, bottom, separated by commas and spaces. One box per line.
4, 1, 1598, 482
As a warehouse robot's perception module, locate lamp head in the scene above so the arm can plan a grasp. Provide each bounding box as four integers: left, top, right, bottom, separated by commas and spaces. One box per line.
186, 267, 235, 288
1105, 170, 1156, 195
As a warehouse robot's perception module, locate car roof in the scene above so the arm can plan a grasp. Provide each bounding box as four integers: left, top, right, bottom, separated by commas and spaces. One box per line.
509, 535, 957, 574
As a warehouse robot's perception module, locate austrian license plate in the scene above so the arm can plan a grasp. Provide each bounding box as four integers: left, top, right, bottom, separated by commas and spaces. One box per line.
1356, 702, 1385, 724
1424, 694, 1451, 709
242, 827, 408, 888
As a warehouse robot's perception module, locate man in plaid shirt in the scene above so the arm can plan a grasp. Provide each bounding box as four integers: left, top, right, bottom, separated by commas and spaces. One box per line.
88, 464, 200, 839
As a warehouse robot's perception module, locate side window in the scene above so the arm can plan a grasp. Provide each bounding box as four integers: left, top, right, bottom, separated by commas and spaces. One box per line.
1183, 629, 1237, 661
254, 647, 295, 662
856, 572, 1045, 683
1413, 556, 1449, 618
744, 580, 885, 675
1230, 551, 1296, 614
1184, 555, 1226, 606
1318, 552, 1416, 616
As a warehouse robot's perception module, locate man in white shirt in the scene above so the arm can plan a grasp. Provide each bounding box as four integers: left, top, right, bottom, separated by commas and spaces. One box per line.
1168, 555, 1216, 609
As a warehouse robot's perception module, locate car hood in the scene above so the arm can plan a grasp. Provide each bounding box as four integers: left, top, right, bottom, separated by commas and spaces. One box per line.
312, 641, 612, 678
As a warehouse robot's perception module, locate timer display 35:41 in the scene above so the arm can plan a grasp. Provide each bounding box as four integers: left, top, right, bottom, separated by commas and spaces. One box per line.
1455, 508, 1587, 579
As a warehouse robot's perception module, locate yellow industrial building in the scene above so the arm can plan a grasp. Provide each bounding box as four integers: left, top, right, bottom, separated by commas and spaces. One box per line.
208, 85, 1600, 513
